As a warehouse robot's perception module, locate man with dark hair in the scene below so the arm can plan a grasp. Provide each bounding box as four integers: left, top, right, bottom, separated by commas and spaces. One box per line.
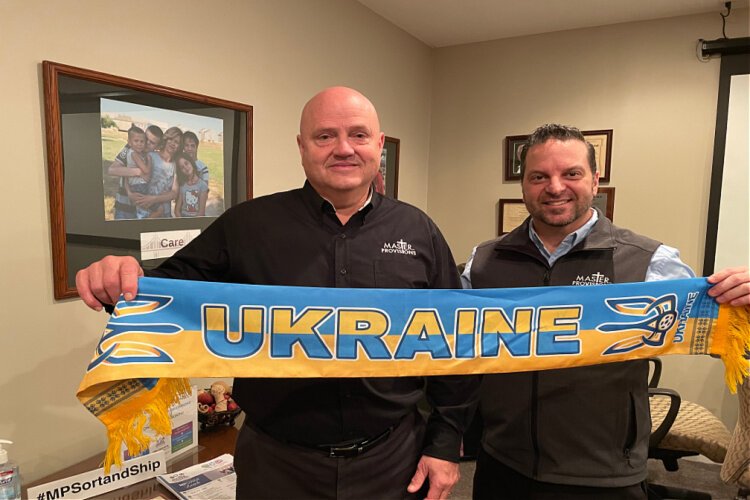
463, 123, 749, 499
78, 87, 479, 499
145, 125, 163, 152
181, 130, 210, 185
108, 125, 163, 219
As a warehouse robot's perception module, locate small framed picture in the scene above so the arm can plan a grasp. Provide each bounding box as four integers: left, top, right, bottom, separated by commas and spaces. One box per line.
582, 129, 613, 183
593, 187, 615, 221
504, 135, 528, 181
378, 136, 400, 198
498, 199, 530, 235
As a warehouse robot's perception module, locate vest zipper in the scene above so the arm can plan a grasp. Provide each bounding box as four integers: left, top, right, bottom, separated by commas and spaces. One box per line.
531, 371, 540, 478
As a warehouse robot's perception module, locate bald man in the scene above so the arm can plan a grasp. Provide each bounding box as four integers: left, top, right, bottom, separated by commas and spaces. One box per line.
77, 87, 479, 499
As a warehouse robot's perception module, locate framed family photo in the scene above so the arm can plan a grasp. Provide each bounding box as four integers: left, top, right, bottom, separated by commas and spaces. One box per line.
379, 136, 400, 198
43, 61, 253, 299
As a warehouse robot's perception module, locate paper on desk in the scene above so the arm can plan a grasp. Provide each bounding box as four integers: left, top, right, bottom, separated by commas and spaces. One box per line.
156, 453, 235, 500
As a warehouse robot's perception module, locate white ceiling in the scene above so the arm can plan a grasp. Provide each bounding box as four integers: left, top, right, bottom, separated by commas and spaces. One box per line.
356, 0, 749, 47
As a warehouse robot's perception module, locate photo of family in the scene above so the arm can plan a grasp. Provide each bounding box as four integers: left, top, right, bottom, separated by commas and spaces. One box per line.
100, 98, 225, 221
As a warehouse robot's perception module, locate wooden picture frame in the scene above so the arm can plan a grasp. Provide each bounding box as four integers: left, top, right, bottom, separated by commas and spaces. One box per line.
498, 198, 529, 235
593, 186, 615, 221
379, 136, 400, 198
582, 129, 613, 183
43, 61, 253, 299
503, 135, 527, 181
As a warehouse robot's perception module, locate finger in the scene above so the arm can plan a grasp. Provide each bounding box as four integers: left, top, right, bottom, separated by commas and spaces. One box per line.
426, 483, 451, 500
100, 256, 129, 304
425, 471, 457, 499
707, 266, 748, 284
717, 282, 750, 305
426, 484, 439, 500
407, 468, 426, 493
730, 295, 750, 307
436, 485, 452, 500
120, 257, 144, 301
76, 268, 103, 311
708, 270, 750, 300
86, 261, 114, 306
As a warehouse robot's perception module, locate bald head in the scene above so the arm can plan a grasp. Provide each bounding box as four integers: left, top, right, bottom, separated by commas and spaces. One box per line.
299, 86, 381, 135
296, 86, 385, 214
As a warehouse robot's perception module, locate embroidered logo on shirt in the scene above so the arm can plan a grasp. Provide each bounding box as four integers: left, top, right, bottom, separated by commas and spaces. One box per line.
571, 272, 611, 286
381, 239, 417, 256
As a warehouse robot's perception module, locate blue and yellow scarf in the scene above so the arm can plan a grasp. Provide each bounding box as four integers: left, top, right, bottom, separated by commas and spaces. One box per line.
78, 277, 749, 471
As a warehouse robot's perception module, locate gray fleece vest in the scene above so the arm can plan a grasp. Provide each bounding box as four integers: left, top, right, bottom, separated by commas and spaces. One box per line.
470, 213, 660, 487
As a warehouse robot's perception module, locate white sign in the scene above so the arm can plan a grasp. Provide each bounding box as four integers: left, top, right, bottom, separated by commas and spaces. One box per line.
27, 451, 166, 500
140, 229, 200, 261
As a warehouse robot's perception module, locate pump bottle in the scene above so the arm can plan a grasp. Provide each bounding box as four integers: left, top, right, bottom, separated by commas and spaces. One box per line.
0, 440, 20, 500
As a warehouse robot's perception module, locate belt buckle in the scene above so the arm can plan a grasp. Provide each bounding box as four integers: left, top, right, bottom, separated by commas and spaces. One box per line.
328, 442, 363, 458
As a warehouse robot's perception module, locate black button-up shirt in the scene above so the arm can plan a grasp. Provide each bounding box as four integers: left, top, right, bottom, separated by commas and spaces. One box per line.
149, 182, 479, 461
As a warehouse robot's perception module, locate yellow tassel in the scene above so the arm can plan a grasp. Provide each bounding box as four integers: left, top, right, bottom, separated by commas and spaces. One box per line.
712, 305, 750, 393
101, 378, 191, 473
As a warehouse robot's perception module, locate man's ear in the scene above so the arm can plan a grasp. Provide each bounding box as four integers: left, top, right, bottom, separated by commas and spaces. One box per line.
296, 135, 304, 155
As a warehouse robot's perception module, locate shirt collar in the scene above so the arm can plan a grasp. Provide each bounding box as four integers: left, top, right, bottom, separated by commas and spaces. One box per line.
301, 181, 376, 217
528, 208, 598, 265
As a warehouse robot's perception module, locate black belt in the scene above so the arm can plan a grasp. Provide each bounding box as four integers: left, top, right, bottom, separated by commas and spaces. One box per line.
314, 425, 395, 458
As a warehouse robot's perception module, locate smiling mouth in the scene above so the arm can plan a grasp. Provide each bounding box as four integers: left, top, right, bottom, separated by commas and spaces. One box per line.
543, 199, 571, 206
328, 163, 359, 169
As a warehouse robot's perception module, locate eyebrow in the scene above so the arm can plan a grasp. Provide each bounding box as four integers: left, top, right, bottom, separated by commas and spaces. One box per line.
311, 127, 338, 136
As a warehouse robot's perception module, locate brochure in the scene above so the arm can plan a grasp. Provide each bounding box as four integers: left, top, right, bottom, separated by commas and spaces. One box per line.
156, 453, 235, 500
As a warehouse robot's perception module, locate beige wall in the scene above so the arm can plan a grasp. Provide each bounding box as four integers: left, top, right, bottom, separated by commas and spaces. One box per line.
427, 12, 748, 429
0, 0, 433, 483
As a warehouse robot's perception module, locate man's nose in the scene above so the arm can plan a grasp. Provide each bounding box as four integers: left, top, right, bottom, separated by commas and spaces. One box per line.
546, 177, 565, 194
333, 137, 355, 157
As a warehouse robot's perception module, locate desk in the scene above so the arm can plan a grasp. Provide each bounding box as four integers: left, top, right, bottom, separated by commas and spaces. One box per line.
23, 426, 238, 499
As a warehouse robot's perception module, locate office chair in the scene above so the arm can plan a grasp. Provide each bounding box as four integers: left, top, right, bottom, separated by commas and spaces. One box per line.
648, 358, 732, 500
720, 374, 750, 499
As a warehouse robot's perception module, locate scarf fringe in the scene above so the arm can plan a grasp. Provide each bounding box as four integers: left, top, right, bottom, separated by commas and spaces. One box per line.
102, 378, 191, 473
713, 305, 750, 394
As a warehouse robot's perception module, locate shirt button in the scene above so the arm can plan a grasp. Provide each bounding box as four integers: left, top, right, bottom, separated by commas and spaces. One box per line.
340, 268, 347, 275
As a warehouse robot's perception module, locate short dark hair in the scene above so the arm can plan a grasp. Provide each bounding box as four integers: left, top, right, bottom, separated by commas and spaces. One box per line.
146, 125, 163, 140
183, 131, 199, 145
519, 124, 596, 177
127, 125, 145, 140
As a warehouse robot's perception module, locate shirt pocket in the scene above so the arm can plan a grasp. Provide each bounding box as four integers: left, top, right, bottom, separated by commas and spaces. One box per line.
373, 258, 429, 289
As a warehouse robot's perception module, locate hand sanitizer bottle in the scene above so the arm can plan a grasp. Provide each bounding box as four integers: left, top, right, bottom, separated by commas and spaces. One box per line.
0, 440, 20, 500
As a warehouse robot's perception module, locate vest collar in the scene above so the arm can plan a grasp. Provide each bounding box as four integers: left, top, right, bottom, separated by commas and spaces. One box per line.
495, 208, 616, 257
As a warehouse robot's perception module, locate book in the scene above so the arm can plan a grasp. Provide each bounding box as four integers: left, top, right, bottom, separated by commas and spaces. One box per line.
156, 454, 235, 499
